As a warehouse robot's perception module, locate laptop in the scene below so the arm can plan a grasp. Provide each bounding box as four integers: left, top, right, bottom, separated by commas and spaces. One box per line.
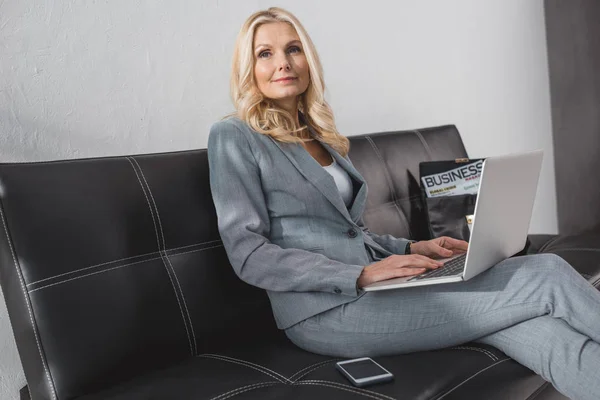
363, 149, 544, 292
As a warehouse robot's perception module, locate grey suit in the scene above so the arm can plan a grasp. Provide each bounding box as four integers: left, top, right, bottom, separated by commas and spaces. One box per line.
207, 116, 411, 329
208, 116, 600, 399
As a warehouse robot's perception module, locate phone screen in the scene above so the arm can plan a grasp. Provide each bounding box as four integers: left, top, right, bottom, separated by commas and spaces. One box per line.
342, 359, 388, 379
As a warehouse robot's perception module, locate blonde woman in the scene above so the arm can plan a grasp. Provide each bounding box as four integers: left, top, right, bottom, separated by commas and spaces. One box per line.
207, 7, 600, 400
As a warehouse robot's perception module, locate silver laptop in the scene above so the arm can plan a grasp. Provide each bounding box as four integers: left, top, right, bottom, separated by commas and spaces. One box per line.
363, 149, 544, 292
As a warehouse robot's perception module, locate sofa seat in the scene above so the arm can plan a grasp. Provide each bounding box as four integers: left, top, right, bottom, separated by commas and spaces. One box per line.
78, 333, 540, 400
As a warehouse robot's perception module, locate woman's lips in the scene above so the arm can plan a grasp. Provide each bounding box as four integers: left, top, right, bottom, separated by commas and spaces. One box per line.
274, 77, 297, 83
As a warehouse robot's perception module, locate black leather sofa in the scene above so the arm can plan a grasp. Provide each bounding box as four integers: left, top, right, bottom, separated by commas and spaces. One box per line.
2, 124, 598, 400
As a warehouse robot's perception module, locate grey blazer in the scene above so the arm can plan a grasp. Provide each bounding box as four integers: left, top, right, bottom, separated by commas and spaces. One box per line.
207, 116, 411, 329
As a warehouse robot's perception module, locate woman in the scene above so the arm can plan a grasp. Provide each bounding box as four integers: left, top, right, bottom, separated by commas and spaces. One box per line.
207, 7, 600, 400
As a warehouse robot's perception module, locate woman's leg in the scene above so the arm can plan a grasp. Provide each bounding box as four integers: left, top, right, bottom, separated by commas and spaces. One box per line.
285, 253, 600, 397
476, 316, 600, 400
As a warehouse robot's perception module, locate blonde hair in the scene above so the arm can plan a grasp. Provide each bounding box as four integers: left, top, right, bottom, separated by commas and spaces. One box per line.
228, 7, 350, 157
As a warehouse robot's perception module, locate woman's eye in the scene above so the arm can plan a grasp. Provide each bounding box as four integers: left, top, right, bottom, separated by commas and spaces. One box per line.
258, 50, 271, 58
288, 46, 301, 54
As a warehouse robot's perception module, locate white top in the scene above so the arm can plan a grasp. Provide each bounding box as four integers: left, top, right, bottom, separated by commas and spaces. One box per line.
322, 157, 353, 207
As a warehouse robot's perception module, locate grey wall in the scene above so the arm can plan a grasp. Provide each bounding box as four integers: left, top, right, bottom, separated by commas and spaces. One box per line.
545, 0, 600, 235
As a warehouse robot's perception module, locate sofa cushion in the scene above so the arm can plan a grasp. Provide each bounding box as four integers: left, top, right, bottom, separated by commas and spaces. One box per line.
77, 332, 548, 400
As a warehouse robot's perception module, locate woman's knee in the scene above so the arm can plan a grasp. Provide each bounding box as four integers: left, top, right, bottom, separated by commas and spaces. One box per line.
537, 253, 578, 280
518, 253, 573, 277
538, 253, 569, 266
493, 253, 575, 295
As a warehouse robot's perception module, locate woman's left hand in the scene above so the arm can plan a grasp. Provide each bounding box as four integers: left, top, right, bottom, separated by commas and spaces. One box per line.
410, 237, 469, 259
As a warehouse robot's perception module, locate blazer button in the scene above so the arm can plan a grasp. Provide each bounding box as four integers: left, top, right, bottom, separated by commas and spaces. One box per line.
347, 228, 357, 238
334, 287, 342, 294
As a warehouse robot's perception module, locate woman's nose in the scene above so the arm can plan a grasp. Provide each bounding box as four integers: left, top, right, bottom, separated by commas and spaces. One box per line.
277, 56, 291, 70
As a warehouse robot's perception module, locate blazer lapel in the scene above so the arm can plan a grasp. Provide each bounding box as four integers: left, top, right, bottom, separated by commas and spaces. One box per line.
268, 124, 367, 226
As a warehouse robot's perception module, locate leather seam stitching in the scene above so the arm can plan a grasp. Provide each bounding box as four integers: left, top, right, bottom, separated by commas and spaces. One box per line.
25, 241, 222, 288
27, 245, 222, 293
525, 381, 551, 400
131, 157, 198, 355
127, 157, 194, 355
197, 354, 292, 383
289, 359, 342, 382
449, 346, 498, 361
413, 129, 434, 160
0, 203, 58, 400
434, 358, 510, 399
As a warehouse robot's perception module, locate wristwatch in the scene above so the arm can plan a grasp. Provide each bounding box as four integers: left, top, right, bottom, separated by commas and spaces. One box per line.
405, 240, 417, 255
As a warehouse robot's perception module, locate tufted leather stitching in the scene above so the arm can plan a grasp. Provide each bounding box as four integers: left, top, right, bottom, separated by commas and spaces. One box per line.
197, 354, 292, 383
0, 205, 58, 399
169, 239, 223, 251
27, 245, 223, 293
364, 136, 413, 238
131, 157, 199, 355
127, 158, 162, 252
434, 358, 510, 399
208, 382, 278, 400
198, 355, 400, 398
127, 157, 194, 355
25, 240, 222, 288
163, 249, 198, 352
296, 380, 396, 400
289, 359, 342, 382
450, 346, 498, 361
131, 157, 168, 251
291, 363, 332, 382
412, 129, 434, 161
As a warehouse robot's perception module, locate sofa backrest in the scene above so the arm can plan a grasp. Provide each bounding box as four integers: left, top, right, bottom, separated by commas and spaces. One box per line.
348, 125, 468, 240
0, 124, 466, 399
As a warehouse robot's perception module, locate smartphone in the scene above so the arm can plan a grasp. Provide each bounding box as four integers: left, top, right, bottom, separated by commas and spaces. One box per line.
335, 357, 394, 387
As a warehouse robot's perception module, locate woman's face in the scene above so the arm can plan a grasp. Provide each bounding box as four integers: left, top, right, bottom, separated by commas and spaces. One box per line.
253, 22, 310, 110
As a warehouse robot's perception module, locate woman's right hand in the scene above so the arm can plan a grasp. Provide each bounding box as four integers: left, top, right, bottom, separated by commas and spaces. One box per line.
357, 255, 444, 289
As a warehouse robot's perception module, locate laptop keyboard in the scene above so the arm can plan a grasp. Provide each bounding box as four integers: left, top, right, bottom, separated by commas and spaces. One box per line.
408, 253, 467, 281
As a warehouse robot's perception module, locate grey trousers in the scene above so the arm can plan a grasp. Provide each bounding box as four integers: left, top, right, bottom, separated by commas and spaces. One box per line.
284, 254, 600, 400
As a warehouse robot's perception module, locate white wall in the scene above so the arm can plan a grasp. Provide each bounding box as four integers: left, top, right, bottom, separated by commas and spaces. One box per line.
0, 0, 555, 398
